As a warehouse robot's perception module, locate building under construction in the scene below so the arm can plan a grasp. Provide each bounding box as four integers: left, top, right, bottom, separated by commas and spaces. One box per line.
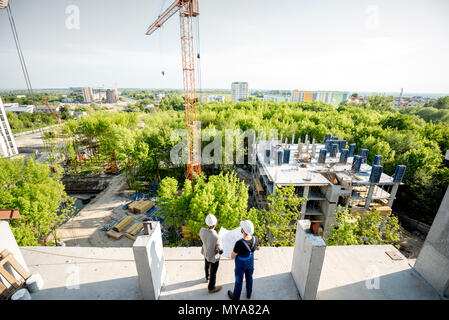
0, 97, 18, 158
251, 133, 406, 235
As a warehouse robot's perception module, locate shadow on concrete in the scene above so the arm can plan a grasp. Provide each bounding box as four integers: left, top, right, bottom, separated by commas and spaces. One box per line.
30, 276, 142, 300
160, 272, 300, 300
317, 269, 441, 300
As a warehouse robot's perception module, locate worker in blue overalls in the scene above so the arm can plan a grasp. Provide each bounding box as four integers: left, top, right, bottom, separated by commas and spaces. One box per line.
227, 220, 260, 301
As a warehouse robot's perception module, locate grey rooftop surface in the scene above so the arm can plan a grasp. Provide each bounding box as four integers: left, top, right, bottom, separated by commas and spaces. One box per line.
257, 142, 395, 187
20, 245, 440, 300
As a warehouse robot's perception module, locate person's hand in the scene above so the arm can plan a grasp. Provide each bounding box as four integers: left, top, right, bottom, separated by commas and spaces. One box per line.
218, 249, 224, 255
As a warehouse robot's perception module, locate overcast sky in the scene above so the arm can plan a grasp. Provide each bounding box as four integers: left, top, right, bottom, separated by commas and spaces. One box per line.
1, 0, 448, 93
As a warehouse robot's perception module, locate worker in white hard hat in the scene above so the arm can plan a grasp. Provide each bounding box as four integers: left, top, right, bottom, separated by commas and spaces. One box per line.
199, 214, 223, 293
227, 220, 260, 301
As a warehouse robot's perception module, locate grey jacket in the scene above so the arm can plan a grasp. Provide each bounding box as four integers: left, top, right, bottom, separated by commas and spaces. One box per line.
199, 228, 223, 263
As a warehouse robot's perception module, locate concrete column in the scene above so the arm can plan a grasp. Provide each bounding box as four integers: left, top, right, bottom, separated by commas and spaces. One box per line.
291, 220, 326, 300
301, 186, 309, 219
388, 184, 399, 207
414, 181, 449, 298
364, 184, 375, 209
133, 221, 166, 300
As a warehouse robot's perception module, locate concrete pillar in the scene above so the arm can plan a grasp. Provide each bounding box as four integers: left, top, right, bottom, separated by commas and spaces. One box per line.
301, 187, 309, 219
364, 184, 375, 209
388, 184, 399, 207
291, 220, 326, 300
414, 181, 449, 298
133, 221, 166, 300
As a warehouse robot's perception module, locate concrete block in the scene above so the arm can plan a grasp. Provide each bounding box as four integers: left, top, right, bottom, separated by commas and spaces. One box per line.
26, 274, 44, 293
415, 185, 449, 298
291, 220, 326, 300
325, 185, 340, 203
133, 221, 166, 300
11, 288, 31, 300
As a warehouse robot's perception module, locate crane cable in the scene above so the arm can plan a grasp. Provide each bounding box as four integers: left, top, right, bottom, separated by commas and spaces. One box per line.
6, 0, 33, 96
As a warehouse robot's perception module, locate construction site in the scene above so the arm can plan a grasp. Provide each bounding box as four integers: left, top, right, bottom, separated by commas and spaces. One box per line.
1, 0, 449, 305
251, 134, 406, 235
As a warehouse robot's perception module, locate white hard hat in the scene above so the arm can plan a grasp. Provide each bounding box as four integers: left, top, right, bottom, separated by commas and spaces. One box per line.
240, 220, 254, 235
205, 214, 217, 227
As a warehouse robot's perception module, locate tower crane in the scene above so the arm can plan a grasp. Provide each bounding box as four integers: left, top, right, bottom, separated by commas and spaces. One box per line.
42, 97, 61, 125
145, 0, 201, 180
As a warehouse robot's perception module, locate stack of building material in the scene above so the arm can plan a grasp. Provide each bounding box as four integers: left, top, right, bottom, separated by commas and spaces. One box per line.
113, 216, 133, 232
124, 223, 143, 241
106, 229, 123, 240
128, 200, 143, 213
133, 200, 153, 214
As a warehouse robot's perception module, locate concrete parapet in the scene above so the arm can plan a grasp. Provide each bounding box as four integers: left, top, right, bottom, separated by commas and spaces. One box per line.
415, 184, 449, 298
133, 221, 166, 300
291, 220, 326, 300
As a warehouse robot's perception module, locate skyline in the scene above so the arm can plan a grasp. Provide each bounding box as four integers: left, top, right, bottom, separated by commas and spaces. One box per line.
0, 0, 449, 93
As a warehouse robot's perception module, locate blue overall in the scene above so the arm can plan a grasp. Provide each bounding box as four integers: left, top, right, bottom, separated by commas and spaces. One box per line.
232, 237, 255, 300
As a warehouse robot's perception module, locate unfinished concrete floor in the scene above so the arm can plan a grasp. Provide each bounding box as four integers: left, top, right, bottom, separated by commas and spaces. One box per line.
20, 246, 298, 300
20, 245, 440, 300
55, 175, 143, 247
317, 245, 440, 300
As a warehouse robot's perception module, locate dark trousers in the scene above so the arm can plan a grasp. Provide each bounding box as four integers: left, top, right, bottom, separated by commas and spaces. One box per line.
233, 254, 254, 300
205, 259, 220, 291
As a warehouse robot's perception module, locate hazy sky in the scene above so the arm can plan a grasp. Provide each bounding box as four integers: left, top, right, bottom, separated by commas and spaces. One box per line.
1, 0, 448, 93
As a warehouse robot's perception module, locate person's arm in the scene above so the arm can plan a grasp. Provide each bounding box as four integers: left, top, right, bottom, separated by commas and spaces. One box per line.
215, 235, 224, 255
231, 242, 239, 259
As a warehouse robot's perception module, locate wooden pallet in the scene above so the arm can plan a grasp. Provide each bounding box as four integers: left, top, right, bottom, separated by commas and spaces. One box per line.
0, 250, 31, 300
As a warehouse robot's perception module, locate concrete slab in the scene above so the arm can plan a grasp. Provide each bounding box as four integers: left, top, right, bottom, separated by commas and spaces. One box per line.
20, 247, 140, 300
20, 245, 440, 300
317, 245, 441, 300
20, 246, 299, 300
160, 247, 299, 300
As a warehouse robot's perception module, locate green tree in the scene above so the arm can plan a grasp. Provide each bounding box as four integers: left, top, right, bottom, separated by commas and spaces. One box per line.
0, 157, 73, 245
262, 185, 304, 246
326, 209, 401, 246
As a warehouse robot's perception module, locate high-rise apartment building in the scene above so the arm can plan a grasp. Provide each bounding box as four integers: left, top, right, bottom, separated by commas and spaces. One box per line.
231, 82, 248, 103
291, 90, 349, 106
0, 97, 18, 158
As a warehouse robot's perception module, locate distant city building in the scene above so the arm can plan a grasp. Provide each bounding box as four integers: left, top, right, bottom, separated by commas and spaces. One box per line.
34, 105, 60, 113
200, 95, 225, 103
4, 104, 35, 114
106, 89, 118, 103
291, 90, 349, 106
347, 97, 365, 104
231, 82, 249, 103
263, 95, 291, 102
291, 90, 314, 103
0, 97, 18, 158
70, 87, 108, 103
61, 98, 75, 103
154, 93, 165, 103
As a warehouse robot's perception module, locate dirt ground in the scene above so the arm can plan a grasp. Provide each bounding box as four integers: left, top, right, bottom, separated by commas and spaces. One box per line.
54, 175, 147, 247
397, 225, 425, 259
